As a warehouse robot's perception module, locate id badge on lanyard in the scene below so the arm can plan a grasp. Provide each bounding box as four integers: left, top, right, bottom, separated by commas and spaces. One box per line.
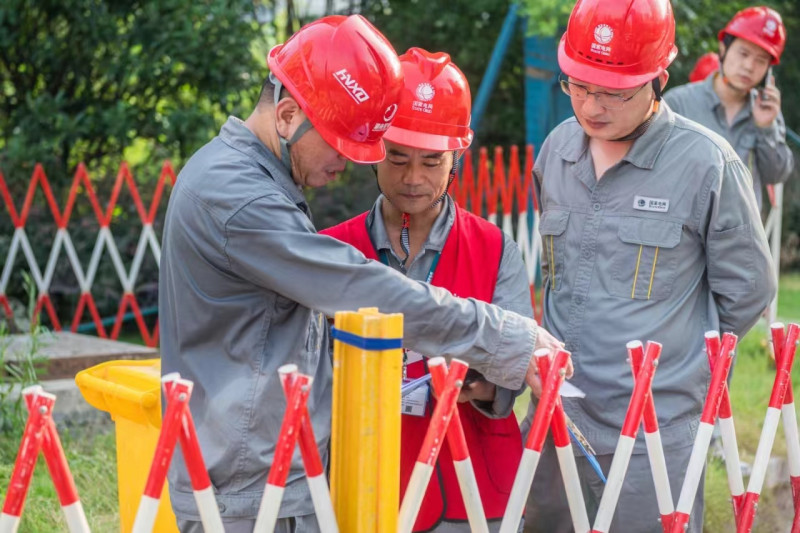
379, 249, 441, 417
401, 350, 429, 417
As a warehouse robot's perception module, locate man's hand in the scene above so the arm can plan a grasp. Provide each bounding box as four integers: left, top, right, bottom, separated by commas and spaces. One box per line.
457, 380, 496, 403
753, 81, 781, 128
526, 326, 574, 397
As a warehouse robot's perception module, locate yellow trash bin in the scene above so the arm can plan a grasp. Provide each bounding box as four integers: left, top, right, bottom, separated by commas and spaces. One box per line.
76, 359, 179, 533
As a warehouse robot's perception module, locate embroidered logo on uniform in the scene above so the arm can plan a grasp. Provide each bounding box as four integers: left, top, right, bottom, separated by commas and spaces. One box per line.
633, 196, 670, 213
333, 68, 370, 103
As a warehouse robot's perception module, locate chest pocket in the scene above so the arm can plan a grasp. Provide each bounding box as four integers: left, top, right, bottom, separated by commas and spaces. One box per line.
539, 210, 570, 292
610, 217, 682, 301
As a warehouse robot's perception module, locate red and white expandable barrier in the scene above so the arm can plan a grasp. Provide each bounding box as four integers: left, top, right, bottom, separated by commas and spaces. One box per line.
254, 370, 313, 533
428, 360, 489, 533
771, 323, 800, 533
0, 388, 53, 533
398, 357, 467, 533
161, 375, 224, 533
132, 377, 202, 533
1, 387, 90, 533
592, 341, 661, 533
537, 351, 590, 533
627, 341, 673, 533
705, 331, 745, 525
737, 322, 800, 533
277, 365, 338, 533
0, 162, 175, 347
671, 332, 738, 532
500, 349, 570, 533
23, 386, 91, 533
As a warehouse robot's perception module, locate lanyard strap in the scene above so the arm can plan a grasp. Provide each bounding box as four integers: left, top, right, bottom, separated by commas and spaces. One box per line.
380, 250, 441, 283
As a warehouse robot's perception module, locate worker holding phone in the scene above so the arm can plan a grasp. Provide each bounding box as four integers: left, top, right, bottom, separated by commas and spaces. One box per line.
665, 6, 793, 209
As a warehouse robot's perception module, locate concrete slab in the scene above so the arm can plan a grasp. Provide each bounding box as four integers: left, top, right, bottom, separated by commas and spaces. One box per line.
3, 331, 158, 380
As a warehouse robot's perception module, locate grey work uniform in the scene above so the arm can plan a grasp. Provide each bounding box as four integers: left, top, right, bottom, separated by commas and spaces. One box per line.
522, 105, 776, 533
664, 73, 794, 209
363, 194, 531, 533
159, 117, 539, 530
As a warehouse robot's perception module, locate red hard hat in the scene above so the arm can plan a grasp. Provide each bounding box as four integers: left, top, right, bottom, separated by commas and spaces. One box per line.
689, 52, 720, 82
719, 7, 785, 65
558, 0, 678, 89
267, 15, 403, 164
383, 48, 474, 152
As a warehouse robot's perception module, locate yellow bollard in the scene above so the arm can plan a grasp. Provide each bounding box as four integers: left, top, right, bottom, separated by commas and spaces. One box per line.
377, 313, 403, 533
331, 308, 402, 533
330, 311, 345, 507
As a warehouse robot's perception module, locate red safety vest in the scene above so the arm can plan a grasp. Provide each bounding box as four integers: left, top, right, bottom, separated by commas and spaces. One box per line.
322, 204, 523, 531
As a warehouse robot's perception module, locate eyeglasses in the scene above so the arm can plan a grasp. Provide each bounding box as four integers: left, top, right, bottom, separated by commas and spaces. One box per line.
559, 75, 648, 110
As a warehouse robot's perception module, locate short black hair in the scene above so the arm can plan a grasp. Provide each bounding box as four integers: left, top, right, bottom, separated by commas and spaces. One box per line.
722, 34, 736, 49
258, 76, 290, 107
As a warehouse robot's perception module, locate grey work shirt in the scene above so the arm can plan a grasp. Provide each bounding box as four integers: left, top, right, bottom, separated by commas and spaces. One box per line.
531, 105, 776, 455
364, 194, 533, 417
664, 74, 794, 208
159, 117, 539, 520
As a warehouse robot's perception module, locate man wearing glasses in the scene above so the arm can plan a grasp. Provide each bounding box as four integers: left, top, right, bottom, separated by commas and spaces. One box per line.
523, 0, 775, 531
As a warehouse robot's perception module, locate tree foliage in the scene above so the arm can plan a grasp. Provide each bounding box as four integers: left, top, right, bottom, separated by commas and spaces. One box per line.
0, 0, 272, 188
518, 0, 573, 38
359, 0, 526, 148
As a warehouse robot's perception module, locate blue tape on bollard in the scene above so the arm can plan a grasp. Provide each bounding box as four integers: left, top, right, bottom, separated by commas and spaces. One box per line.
330, 327, 403, 351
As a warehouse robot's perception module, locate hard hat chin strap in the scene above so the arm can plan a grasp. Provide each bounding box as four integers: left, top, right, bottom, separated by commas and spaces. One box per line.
430, 151, 459, 209
271, 73, 315, 175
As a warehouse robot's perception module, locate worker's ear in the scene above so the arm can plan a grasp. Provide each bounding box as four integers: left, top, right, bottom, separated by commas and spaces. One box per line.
274, 97, 304, 140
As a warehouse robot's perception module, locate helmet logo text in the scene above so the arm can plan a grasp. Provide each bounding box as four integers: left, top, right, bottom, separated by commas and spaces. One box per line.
594, 24, 614, 44
591, 24, 613, 56
763, 19, 777, 37
412, 83, 435, 114
383, 104, 398, 122
415, 83, 436, 102
333, 69, 371, 103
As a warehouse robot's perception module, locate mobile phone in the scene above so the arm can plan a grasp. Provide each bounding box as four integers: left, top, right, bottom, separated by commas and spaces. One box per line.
759, 67, 774, 101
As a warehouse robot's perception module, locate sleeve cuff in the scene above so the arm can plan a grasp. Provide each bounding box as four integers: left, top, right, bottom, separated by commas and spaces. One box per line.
481, 313, 537, 390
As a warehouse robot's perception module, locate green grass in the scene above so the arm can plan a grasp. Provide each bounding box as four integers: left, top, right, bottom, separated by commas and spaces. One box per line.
0, 428, 118, 532
778, 272, 800, 324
